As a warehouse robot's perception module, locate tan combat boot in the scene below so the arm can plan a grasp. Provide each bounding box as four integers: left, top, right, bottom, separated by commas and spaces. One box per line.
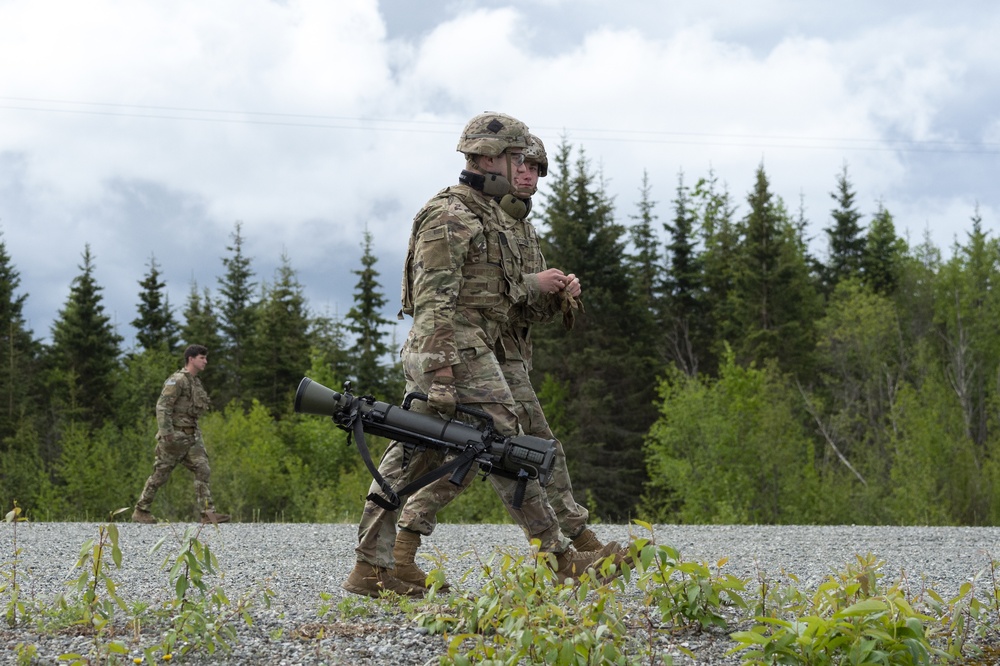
549, 541, 627, 585
571, 528, 604, 552
342, 561, 425, 598
200, 511, 231, 524
132, 508, 157, 524
391, 529, 451, 591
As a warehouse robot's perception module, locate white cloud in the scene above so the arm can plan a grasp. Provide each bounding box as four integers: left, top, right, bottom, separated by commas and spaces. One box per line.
1, 0, 997, 345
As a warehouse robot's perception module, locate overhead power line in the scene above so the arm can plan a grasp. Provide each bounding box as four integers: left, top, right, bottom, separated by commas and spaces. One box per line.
1, 95, 997, 155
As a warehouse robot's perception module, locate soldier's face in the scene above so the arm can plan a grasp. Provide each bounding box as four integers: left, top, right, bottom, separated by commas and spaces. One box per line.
514, 161, 540, 196
190, 354, 208, 373
484, 150, 526, 181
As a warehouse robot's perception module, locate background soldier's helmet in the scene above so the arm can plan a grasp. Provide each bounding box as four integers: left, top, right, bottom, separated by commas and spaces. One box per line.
456, 112, 530, 157
524, 134, 548, 177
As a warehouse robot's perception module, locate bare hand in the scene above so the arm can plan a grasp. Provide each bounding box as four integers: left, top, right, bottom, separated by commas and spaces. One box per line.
536, 268, 568, 294
562, 273, 582, 298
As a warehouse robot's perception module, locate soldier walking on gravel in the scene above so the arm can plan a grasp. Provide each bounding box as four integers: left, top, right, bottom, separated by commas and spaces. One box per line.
391, 134, 606, 591
132, 344, 231, 525
343, 112, 625, 599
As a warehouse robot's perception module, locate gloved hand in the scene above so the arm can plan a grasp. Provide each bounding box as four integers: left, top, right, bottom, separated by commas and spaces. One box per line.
427, 375, 458, 418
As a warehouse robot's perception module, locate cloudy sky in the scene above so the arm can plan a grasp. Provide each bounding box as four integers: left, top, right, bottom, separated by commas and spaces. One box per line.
1, 0, 998, 350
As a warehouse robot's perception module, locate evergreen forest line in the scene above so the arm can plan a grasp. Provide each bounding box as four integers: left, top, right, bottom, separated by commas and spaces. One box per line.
1, 140, 997, 526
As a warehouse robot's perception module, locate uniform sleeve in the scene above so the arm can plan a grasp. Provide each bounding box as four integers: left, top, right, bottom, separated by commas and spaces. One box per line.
155, 374, 181, 434
517, 221, 562, 324
408, 202, 479, 373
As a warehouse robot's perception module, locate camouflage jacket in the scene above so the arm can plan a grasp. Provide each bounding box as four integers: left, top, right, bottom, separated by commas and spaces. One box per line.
400, 183, 549, 374
155, 368, 211, 434
500, 213, 561, 372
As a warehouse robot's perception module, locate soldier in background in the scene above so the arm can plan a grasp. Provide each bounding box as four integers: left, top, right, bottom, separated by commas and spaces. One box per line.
392, 134, 604, 592
342, 112, 625, 598
132, 344, 231, 524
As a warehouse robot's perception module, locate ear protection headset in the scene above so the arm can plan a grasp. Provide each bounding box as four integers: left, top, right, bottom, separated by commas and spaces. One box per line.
497, 194, 531, 219
460, 170, 511, 198
459, 170, 531, 219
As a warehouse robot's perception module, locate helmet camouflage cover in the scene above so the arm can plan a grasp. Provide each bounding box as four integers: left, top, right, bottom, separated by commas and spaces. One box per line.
524, 133, 548, 177
456, 112, 530, 158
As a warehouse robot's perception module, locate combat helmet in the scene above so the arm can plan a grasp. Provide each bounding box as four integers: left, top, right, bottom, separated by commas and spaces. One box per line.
457, 112, 530, 158
524, 133, 548, 177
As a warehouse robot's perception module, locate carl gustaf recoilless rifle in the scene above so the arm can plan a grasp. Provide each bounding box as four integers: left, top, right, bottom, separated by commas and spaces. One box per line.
294, 378, 556, 510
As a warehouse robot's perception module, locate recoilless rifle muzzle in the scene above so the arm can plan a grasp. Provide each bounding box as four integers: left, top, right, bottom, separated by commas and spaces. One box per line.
294, 377, 556, 510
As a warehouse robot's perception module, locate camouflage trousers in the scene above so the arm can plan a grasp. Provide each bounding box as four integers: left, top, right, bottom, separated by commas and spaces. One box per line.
355, 345, 569, 568
136, 430, 216, 514
499, 356, 590, 540
397, 354, 590, 541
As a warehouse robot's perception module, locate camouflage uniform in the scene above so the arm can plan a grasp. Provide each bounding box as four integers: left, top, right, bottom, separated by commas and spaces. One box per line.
135, 367, 218, 514
398, 197, 591, 542
354, 182, 571, 569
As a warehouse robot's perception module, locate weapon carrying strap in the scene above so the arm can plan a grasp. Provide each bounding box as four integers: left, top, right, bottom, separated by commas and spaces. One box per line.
348, 408, 485, 512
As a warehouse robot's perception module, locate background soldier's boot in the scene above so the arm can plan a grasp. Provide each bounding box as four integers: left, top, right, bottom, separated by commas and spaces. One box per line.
571, 528, 604, 552
391, 530, 451, 591
342, 562, 425, 598
132, 508, 156, 524
549, 542, 626, 584
200, 511, 231, 524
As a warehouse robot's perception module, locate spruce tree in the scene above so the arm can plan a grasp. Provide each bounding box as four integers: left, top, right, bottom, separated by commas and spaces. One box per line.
47, 245, 124, 428
132, 254, 180, 353
215, 221, 258, 408
245, 253, 312, 414
307, 308, 353, 389
730, 164, 819, 376
662, 170, 706, 376
627, 170, 661, 309
933, 206, 1000, 450
895, 228, 941, 351
533, 141, 656, 520
625, 171, 666, 369
344, 230, 394, 400
0, 230, 43, 445
823, 163, 866, 293
181, 283, 223, 356
863, 202, 907, 297
694, 169, 738, 376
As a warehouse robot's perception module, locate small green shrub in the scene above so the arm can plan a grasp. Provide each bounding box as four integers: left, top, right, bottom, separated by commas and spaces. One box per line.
632, 541, 747, 630
2, 502, 32, 628
412, 543, 641, 665
53, 507, 132, 664
729, 553, 953, 665
146, 523, 275, 660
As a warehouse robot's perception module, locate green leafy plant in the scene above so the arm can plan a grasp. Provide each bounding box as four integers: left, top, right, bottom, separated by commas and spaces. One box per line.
729, 553, 953, 665
750, 560, 809, 621
147, 523, 274, 660
54, 507, 132, 664
2, 502, 32, 628
412, 543, 641, 665
14, 641, 38, 666
632, 540, 747, 630
926, 553, 1000, 662
319, 590, 376, 620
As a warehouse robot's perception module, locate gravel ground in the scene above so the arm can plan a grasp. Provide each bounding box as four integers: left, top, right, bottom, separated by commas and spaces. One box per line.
4, 522, 1000, 664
